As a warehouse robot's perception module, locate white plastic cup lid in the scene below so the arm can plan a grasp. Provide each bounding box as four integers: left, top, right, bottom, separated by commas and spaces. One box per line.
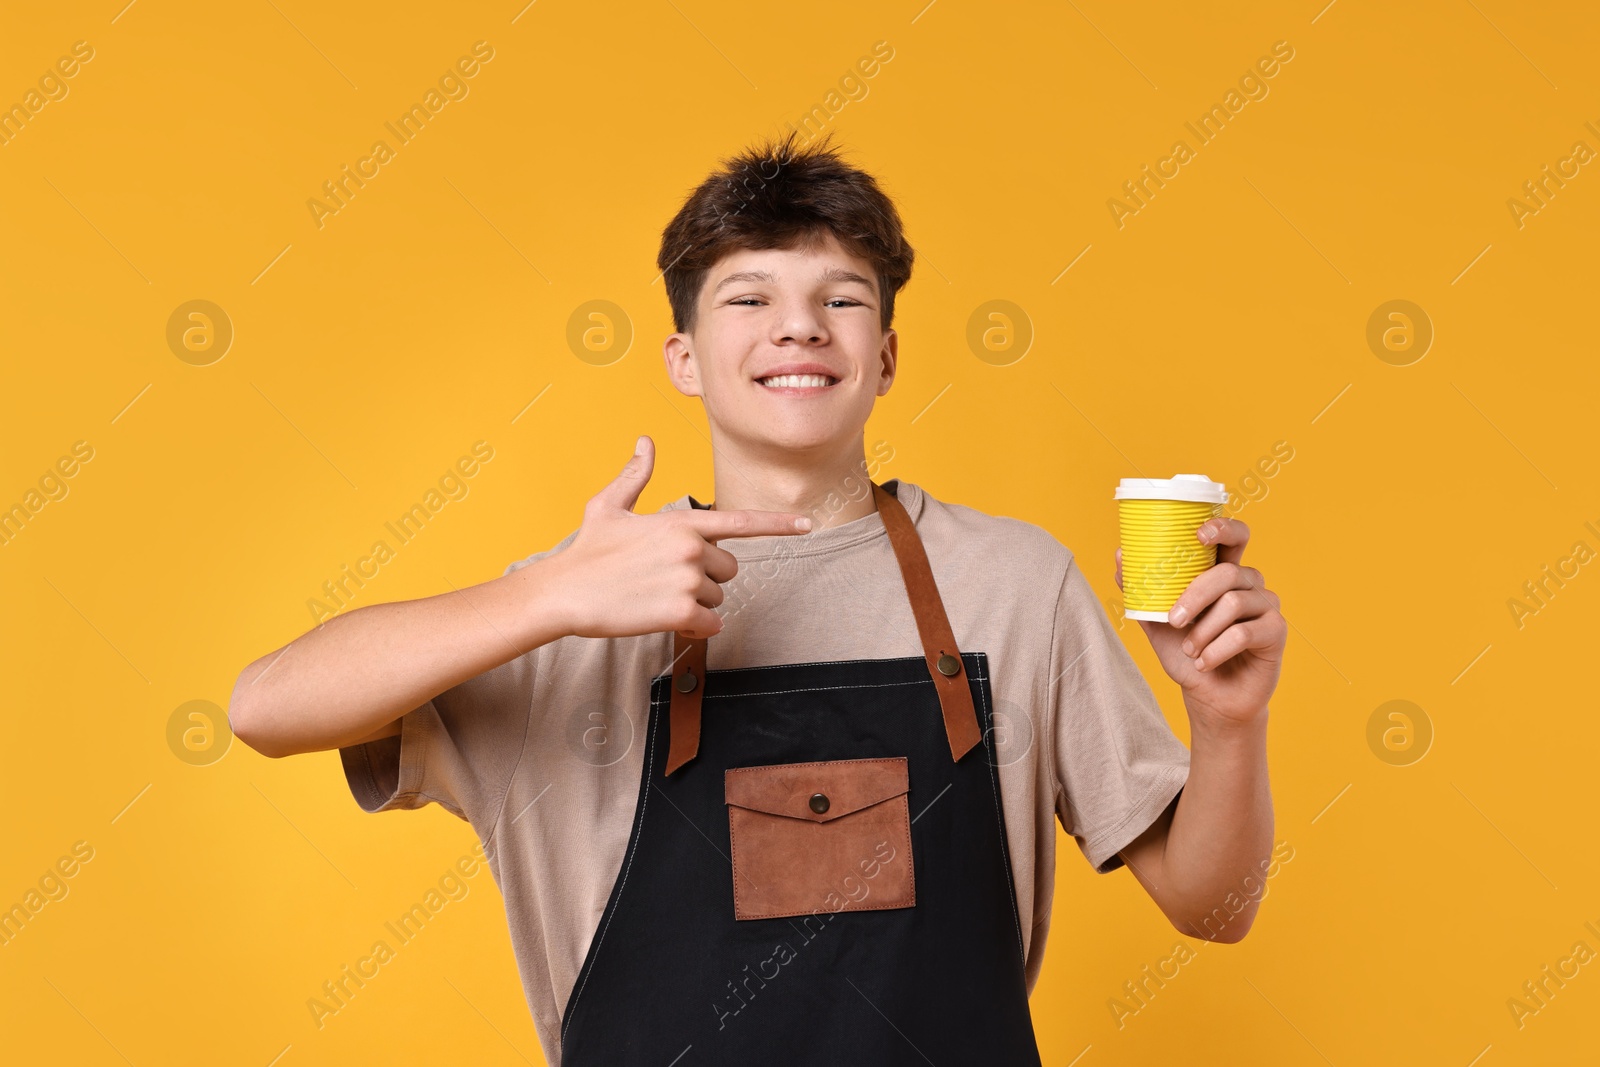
1113, 473, 1229, 505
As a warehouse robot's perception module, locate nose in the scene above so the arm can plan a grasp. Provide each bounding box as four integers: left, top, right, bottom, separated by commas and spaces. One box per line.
772, 299, 827, 345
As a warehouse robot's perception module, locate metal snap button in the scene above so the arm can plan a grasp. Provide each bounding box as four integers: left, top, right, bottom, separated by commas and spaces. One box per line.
936, 653, 961, 677
675, 670, 698, 693
809, 792, 830, 814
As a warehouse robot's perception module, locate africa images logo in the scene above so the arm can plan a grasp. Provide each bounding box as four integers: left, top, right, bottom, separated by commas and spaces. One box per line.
306, 41, 496, 230
1106, 40, 1296, 229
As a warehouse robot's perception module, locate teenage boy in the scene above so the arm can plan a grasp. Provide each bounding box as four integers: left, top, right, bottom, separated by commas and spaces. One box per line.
231, 132, 1285, 1065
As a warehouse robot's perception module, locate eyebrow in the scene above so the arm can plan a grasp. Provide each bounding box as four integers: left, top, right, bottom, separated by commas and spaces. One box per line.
711, 266, 878, 297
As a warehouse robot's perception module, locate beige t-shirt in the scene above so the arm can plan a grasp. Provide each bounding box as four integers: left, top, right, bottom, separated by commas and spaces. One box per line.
339, 477, 1190, 1063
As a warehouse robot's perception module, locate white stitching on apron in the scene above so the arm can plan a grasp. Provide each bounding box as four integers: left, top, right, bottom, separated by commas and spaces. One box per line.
696, 672, 988, 702
652, 654, 938, 687
974, 658, 1027, 965
561, 685, 663, 1047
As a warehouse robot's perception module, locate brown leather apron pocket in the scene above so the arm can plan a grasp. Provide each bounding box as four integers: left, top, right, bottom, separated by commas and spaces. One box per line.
724, 756, 916, 921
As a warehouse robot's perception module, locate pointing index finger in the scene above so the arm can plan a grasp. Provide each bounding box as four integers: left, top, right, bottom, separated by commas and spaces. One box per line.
682, 509, 813, 543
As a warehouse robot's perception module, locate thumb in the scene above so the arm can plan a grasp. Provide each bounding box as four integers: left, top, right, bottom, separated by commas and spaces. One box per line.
596, 435, 655, 514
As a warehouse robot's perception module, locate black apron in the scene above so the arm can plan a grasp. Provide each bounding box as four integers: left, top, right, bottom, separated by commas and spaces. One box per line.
559, 481, 1043, 1065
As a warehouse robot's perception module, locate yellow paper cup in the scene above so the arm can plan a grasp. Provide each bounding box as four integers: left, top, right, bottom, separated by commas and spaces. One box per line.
1115, 474, 1229, 621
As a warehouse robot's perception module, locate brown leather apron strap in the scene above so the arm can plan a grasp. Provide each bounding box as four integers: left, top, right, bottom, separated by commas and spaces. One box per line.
664, 628, 707, 777
872, 481, 984, 765
663, 480, 981, 776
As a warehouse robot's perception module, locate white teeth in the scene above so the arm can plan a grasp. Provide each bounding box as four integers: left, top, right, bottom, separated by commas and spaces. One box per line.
758, 374, 836, 388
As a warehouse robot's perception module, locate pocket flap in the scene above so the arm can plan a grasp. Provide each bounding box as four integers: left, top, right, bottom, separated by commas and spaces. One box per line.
725, 757, 909, 824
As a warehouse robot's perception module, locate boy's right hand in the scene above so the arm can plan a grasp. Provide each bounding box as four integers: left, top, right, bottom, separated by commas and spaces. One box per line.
538, 436, 813, 641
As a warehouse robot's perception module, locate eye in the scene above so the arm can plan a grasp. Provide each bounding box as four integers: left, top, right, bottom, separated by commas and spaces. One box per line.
726, 296, 864, 308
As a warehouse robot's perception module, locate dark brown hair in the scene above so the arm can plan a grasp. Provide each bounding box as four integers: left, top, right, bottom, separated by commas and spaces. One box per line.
657, 130, 915, 334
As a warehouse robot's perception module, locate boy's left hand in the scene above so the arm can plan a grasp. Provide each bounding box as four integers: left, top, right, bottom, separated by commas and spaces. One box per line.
1115, 516, 1286, 729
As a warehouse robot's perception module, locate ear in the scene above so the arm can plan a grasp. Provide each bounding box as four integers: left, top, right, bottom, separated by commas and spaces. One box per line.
875, 328, 898, 397
662, 331, 703, 398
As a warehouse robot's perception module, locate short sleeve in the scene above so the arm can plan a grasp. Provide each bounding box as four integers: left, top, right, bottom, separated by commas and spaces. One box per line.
338, 530, 579, 833
1049, 556, 1190, 874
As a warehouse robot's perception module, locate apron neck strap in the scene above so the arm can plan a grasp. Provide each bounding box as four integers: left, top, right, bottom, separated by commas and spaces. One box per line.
664, 480, 981, 776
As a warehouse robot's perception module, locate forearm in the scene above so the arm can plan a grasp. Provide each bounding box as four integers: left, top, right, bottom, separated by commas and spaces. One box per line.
229, 558, 570, 758
1160, 707, 1274, 941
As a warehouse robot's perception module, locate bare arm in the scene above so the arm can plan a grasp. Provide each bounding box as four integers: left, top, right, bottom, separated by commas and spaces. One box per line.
228, 559, 570, 758
228, 436, 814, 761
1118, 714, 1273, 943
1112, 515, 1285, 943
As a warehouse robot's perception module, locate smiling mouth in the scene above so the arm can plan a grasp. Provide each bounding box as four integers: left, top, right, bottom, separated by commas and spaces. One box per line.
756, 374, 840, 388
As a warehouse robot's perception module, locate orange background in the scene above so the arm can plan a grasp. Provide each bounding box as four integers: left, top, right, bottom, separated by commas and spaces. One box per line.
3, 1, 1597, 1063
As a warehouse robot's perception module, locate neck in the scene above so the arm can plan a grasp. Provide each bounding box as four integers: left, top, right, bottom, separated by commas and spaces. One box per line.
706, 434, 880, 531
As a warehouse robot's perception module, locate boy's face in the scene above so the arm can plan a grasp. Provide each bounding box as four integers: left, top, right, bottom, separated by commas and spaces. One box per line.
663, 231, 897, 461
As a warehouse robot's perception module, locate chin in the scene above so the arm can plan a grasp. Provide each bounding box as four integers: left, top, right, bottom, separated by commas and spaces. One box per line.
740, 419, 852, 455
